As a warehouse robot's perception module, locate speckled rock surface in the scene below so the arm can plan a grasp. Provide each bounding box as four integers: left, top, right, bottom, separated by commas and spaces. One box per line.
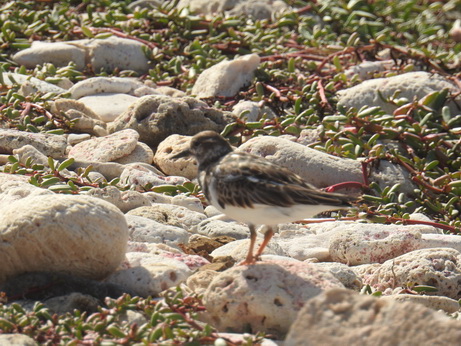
69, 129, 139, 162
358, 248, 461, 299
0, 128, 67, 158
337, 71, 461, 115
0, 333, 37, 346
201, 260, 344, 338
196, 219, 250, 239
191, 54, 260, 98
85, 186, 151, 213
154, 134, 198, 179
106, 252, 192, 297
126, 214, 190, 248
114, 142, 154, 164
380, 294, 460, 314
119, 164, 189, 190
0, 194, 128, 283
108, 95, 234, 147
285, 288, 461, 346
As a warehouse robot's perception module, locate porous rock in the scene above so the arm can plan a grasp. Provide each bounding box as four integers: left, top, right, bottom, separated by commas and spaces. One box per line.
358, 248, 461, 299
201, 260, 344, 338
191, 54, 260, 98
114, 142, 154, 164
79, 93, 139, 122
0, 334, 36, 346
119, 164, 188, 190
196, 219, 250, 239
337, 71, 461, 115
68, 129, 139, 162
0, 194, 128, 283
85, 186, 151, 213
154, 134, 198, 179
285, 288, 461, 346
0, 128, 67, 158
128, 203, 206, 231
2, 72, 66, 95
108, 95, 233, 147
210, 234, 287, 261
106, 252, 192, 297
13, 41, 86, 69
126, 214, 190, 248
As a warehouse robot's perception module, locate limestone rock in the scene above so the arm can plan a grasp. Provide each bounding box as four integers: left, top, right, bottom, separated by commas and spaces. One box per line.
154, 134, 198, 179
0, 195, 128, 283
108, 95, 233, 147
114, 142, 154, 164
285, 288, 461, 346
191, 54, 260, 98
0, 128, 67, 158
201, 260, 344, 338
359, 248, 461, 299
337, 71, 461, 115
68, 129, 139, 162
85, 186, 151, 213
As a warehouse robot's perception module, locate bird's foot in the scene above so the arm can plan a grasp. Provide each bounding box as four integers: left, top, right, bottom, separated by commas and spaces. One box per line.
239, 255, 261, 265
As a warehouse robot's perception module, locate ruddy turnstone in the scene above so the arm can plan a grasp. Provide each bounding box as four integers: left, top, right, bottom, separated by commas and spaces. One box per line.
175, 131, 354, 265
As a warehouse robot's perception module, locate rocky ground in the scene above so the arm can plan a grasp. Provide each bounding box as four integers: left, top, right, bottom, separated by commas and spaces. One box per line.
1, 0, 461, 344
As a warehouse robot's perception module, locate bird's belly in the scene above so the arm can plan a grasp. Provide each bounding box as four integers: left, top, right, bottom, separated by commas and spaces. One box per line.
216, 203, 341, 225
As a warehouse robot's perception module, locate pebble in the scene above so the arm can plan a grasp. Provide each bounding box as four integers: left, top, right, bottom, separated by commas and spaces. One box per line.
0, 128, 68, 158
337, 71, 461, 115
114, 142, 154, 165
0, 195, 128, 284
79, 93, 139, 122
196, 219, 250, 239
108, 95, 233, 147
358, 248, 461, 299
191, 54, 261, 98
69, 129, 139, 162
119, 164, 189, 190
106, 252, 192, 297
126, 214, 190, 248
85, 186, 151, 213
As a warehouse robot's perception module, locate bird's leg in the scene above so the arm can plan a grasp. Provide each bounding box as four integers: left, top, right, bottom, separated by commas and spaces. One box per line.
254, 226, 274, 259
240, 223, 257, 265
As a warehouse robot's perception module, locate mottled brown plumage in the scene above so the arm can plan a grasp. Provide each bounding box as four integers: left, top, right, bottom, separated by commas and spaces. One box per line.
180, 130, 354, 264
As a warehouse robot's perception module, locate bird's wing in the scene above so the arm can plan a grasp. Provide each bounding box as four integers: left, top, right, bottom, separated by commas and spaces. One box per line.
209, 153, 352, 209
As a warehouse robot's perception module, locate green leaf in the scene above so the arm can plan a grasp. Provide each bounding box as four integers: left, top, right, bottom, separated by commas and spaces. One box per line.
57, 158, 75, 172
412, 285, 438, 293
81, 26, 94, 38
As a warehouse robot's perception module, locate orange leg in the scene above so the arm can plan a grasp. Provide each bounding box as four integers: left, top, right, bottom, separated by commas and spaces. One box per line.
254, 226, 274, 259
239, 223, 257, 265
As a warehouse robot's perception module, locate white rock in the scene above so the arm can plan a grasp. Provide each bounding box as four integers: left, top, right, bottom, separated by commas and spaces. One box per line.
69, 76, 149, 99
186, 270, 220, 296
13, 41, 86, 69
89, 36, 150, 74
114, 142, 154, 164
192, 54, 260, 98
85, 186, 151, 213
2, 72, 66, 94
126, 215, 190, 248
13, 144, 49, 166
197, 219, 250, 239
0, 177, 54, 209
0, 334, 36, 346
154, 134, 198, 179
380, 294, 460, 314
201, 260, 344, 338
344, 60, 395, 80
337, 71, 461, 115
232, 100, 261, 121
285, 288, 461, 346
359, 248, 461, 299
210, 235, 287, 261
119, 164, 189, 190
0, 128, 67, 158
0, 195, 128, 283
67, 133, 91, 145
107, 252, 192, 297
79, 93, 139, 122
171, 194, 204, 213
69, 129, 139, 162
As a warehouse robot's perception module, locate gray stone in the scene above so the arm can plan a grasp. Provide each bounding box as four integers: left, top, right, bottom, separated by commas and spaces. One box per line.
108, 95, 234, 147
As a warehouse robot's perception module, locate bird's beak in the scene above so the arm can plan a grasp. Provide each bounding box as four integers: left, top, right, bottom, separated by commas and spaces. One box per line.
172, 149, 192, 159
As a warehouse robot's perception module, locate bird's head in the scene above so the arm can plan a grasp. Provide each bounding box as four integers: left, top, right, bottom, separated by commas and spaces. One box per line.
173, 131, 233, 168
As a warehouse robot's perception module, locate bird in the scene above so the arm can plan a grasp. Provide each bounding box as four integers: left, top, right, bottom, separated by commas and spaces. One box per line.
174, 130, 354, 265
